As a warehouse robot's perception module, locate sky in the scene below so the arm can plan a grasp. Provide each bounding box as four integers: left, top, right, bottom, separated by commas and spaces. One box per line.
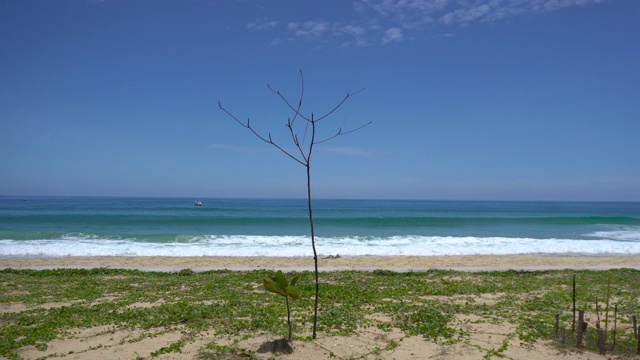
1, 0, 639, 201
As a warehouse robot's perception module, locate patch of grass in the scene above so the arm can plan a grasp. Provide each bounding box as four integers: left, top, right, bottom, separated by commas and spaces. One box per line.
1, 268, 639, 359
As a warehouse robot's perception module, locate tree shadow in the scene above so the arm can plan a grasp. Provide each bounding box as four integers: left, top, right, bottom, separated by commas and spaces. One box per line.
257, 338, 293, 354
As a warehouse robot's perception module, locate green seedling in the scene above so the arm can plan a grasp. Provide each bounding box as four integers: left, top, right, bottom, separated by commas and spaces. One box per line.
263, 270, 300, 341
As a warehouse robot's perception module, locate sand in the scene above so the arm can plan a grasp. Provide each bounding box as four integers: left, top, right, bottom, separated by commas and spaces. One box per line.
4, 255, 638, 360
1, 254, 639, 272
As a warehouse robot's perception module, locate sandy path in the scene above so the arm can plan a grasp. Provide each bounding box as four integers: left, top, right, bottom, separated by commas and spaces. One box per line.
2, 255, 639, 271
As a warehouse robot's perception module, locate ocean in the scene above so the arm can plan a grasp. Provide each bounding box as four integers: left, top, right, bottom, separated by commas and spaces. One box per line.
1, 196, 639, 258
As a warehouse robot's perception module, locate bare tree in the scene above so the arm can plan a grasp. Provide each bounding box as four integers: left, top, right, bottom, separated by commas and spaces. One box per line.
218, 70, 370, 339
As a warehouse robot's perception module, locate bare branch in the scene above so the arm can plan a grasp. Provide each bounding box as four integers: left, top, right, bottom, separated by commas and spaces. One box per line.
289, 120, 308, 163
315, 121, 372, 144
302, 119, 310, 146
218, 101, 249, 128
269, 70, 312, 158
293, 69, 305, 127
314, 87, 365, 123
340, 120, 372, 135
218, 101, 306, 166
315, 127, 342, 145
286, 118, 300, 150
268, 70, 310, 124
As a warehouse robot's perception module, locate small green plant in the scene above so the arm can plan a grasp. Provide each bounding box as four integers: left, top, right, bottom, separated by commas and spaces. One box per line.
177, 268, 195, 276
385, 339, 399, 351
197, 344, 256, 360
263, 270, 300, 341
483, 335, 511, 359
151, 340, 185, 357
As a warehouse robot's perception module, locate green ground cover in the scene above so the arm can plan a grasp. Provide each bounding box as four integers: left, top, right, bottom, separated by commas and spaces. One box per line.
1, 267, 639, 359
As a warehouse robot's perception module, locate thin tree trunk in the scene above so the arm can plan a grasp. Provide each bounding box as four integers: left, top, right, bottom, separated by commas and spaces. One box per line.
220, 72, 369, 342
307, 164, 319, 339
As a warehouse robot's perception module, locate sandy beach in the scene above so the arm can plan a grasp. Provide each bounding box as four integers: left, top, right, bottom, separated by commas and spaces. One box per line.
2, 254, 639, 272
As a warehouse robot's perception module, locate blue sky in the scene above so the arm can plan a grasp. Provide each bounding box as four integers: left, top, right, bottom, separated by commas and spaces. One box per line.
1, 0, 638, 201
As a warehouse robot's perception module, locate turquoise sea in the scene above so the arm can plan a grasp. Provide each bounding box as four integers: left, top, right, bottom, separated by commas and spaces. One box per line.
1, 196, 639, 258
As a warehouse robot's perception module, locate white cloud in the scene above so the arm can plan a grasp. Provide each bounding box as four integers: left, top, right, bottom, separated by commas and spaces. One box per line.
336, 24, 371, 47
339, 24, 367, 36
360, 0, 450, 17
541, 0, 606, 12
249, 0, 608, 47
270, 38, 285, 46
358, 0, 608, 27
288, 20, 331, 38
246, 18, 278, 30
440, 0, 608, 25
382, 27, 404, 43
442, 3, 492, 25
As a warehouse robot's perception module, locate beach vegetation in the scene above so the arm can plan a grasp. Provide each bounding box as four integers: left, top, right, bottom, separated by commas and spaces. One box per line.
219, 70, 370, 339
197, 343, 257, 360
1, 268, 640, 359
263, 270, 300, 341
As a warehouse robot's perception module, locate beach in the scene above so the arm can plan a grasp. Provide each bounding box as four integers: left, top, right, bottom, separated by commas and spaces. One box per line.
2, 197, 639, 359
2, 254, 640, 272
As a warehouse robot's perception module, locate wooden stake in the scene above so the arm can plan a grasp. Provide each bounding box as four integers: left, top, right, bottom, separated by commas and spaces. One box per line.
577, 310, 585, 347
572, 274, 576, 333
555, 314, 560, 340
598, 329, 605, 355
595, 298, 600, 329
634, 315, 638, 340
637, 323, 640, 355
604, 274, 611, 344
612, 304, 617, 352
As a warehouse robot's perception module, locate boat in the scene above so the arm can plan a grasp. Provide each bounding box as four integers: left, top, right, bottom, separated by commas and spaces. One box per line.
194, 201, 203, 207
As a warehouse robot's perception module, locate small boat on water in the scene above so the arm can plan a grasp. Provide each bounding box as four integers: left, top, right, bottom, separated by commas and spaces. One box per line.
194, 201, 203, 207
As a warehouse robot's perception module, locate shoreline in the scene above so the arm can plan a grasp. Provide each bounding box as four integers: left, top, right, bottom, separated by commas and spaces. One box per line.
2, 254, 639, 272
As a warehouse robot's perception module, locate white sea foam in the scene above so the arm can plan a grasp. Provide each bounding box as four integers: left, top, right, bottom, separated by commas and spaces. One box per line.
1, 234, 640, 258
584, 227, 640, 242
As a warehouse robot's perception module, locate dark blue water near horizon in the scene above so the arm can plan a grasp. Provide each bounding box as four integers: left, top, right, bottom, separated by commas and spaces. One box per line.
1, 196, 639, 257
